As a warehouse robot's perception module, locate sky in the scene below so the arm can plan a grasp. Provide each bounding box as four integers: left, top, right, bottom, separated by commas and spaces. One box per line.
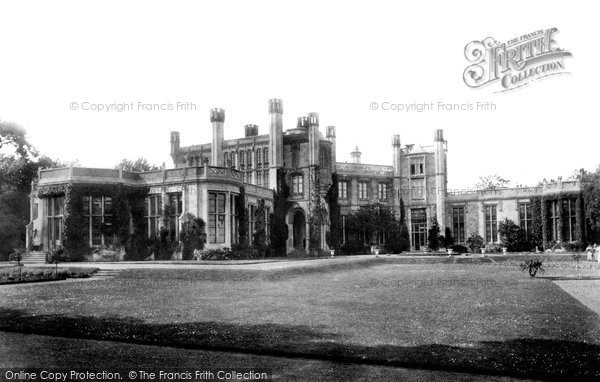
0, 1, 597, 190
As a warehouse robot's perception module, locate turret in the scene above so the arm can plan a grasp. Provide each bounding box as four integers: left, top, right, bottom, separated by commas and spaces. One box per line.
170, 131, 180, 166
244, 124, 259, 137
392, 134, 402, 218
326, 126, 336, 173
268, 99, 283, 189
434, 129, 447, 229
308, 113, 320, 167
210, 108, 225, 166
350, 146, 361, 164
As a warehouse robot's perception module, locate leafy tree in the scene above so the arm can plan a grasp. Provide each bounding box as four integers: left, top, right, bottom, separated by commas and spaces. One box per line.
115, 157, 160, 172
427, 217, 440, 251
270, 170, 291, 255
179, 213, 207, 260
0, 120, 37, 158
475, 175, 511, 190
498, 218, 522, 251
0, 122, 63, 259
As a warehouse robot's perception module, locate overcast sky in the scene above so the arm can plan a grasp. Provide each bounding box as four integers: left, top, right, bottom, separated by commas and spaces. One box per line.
0, 1, 597, 189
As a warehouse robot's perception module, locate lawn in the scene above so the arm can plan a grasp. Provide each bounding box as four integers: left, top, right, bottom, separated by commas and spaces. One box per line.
0, 260, 599, 379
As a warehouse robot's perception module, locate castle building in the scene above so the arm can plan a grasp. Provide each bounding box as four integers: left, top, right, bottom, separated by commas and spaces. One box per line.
27, 99, 588, 257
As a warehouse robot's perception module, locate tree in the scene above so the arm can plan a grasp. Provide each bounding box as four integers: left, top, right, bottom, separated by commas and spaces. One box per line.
498, 218, 522, 251
115, 157, 159, 172
475, 175, 511, 190
179, 213, 207, 260
427, 217, 440, 251
0, 120, 37, 158
253, 199, 268, 256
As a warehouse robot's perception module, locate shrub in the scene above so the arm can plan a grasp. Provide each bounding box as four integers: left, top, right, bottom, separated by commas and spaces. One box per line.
485, 244, 503, 253
564, 241, 587, 252
498, 218, 522, 251
180, 213, 207, 260
441, 227, 454, 248
521, 258, 545, 277
450, 244, 468, 254
341, 239, 368, 255
466, 233, 484, 253
427, 218, 440, 251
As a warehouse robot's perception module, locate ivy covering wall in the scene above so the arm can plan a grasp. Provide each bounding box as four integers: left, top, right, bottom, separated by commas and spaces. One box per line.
37, 183, 148, 261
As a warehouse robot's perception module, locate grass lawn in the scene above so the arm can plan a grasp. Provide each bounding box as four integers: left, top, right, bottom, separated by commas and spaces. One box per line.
0, 260, 599, 379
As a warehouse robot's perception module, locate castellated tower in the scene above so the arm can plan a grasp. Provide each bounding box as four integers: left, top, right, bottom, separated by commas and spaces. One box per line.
434, 129, 447, 229
326, 126, 336, 173
268, 99, 283, 189
392, 134, 402, 217
210, 108, 225, 166
170, 131, 180, 164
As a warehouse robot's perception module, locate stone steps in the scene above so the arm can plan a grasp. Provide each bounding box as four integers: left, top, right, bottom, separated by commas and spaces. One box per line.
20, 251, 46, 264
93, 269, 122, 279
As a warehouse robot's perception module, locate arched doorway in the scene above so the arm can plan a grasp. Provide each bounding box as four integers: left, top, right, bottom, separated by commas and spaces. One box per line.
293, 210, 306, 250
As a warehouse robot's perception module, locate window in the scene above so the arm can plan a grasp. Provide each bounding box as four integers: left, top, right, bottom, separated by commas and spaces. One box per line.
358, 182, 369, 200
410, 159, 424, 175
519, 203, 532, 241
245, 171, 252, 184
231, 194, 239, 244
223, 152, 229, 168
292, 174, 304, 195
256, 171, 263, 188
246, 150, 253, 169
263, 148, 269, 167
550, 200, 559, 241
452, 207, 465, 243
81, 196, 114, 246
145, 195, 162, 239
256, 149, 262, 169
47, 197, 64, 247
485, 205, 498, 243
168, 193, 182, 241
248, 204, 256, 245
378, 183, 388, 201
411, 178, 425, 199
239, 150, 245, 170
562, 199, 577, 242
411, 208, 427, 250
342, 215, 347, 244
338, 181, 348, 199
263, 170, 269, 188
208, 192, 226, 244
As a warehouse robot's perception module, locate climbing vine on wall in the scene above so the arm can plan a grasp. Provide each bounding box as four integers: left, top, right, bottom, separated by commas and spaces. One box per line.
38, 183, 148, 261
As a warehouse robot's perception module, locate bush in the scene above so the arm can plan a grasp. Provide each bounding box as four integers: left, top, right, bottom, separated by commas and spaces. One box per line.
564, 241, 587, 252
485, 244, 503, 253
200, 246, 259, 261
466, 233, 484, 253
441, 227, 454, 248
450, 244, 468, 254
521, 258, 545, 277
427, 218, 440, 251
499, 218, 522, 251
180, 213, 207, 260
45, 246, 68, 263
512, 241, 535, 252
341, 239, 368, 255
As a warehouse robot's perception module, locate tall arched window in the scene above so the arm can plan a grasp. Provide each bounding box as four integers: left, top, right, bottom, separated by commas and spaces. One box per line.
223, 152, 229, 168
247, 150, 253, 169
263, 148, 269, 166
239, 150, 245, 170
256, 149, 262, 168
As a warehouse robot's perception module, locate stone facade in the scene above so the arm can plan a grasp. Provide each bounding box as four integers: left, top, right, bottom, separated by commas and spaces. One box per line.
28, 98, 587, 256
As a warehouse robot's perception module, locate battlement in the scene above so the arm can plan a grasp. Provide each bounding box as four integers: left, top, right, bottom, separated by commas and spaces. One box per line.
210, 108, 225, 122
268, 98, 283, 114
244, 124, 259, 137
326, 126, 336, 139
297, 116, 309, 129
392, 134, 401, 147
